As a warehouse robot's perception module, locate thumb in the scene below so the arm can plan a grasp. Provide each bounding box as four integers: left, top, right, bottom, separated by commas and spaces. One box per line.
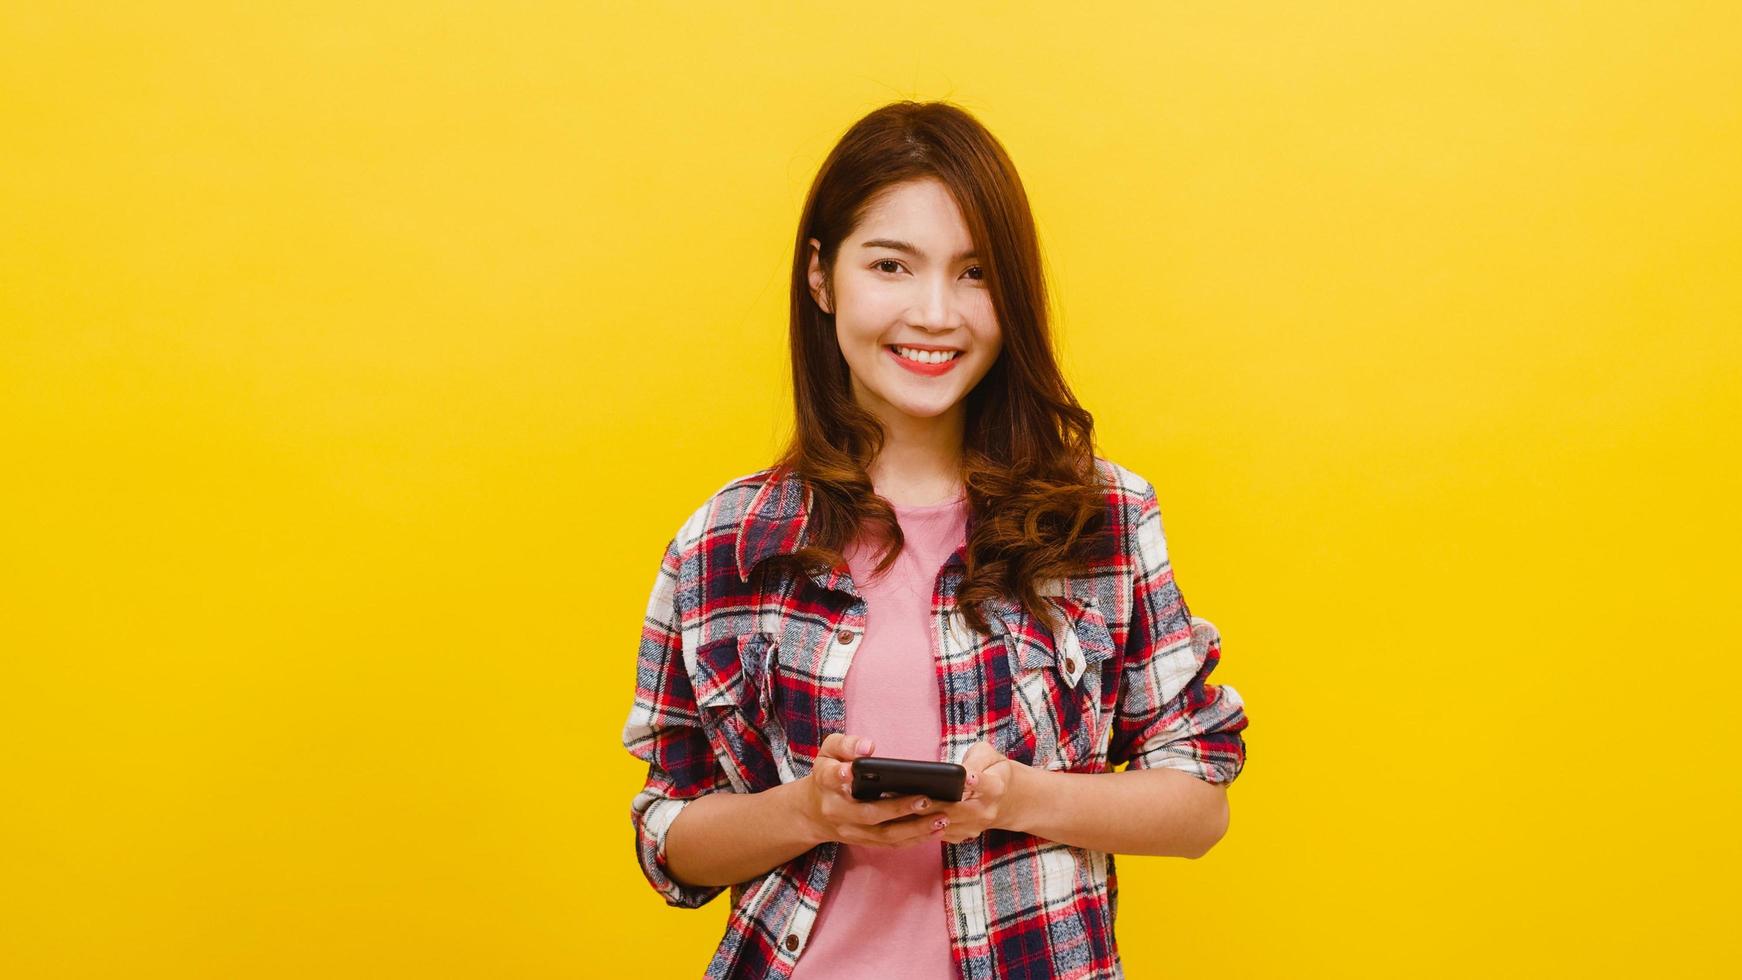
824, 732, 874, 760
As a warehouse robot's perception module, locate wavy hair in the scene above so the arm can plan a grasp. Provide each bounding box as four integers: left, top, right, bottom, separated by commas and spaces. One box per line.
767, 100, 1112, 637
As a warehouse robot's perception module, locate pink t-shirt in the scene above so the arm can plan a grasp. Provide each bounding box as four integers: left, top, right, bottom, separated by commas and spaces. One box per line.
787, 490, 968, 980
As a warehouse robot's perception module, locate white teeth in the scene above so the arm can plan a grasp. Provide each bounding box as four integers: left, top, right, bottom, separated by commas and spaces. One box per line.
892, 346, 961, 364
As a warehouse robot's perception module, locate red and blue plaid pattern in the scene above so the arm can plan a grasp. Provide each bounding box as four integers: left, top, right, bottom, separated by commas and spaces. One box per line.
621, 457, 1248, 978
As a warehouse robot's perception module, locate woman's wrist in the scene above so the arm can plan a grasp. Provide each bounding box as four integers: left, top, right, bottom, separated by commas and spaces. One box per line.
782, 775, 830, 848
1000, 760, 1052, 835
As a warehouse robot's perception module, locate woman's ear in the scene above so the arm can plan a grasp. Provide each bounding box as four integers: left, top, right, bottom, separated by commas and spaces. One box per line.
806, 237, 833, 315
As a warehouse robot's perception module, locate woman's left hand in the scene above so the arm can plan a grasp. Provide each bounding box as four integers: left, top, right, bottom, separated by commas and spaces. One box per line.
928, 739, 1028, 845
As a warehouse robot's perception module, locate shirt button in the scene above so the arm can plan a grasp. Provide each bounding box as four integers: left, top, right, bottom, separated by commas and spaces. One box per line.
784, 933, 801, 952
836, 629, 856, 645
1064, 656, 1079, 674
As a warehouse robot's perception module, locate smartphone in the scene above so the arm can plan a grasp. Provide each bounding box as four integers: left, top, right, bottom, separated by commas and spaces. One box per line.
850, 756, 966, 803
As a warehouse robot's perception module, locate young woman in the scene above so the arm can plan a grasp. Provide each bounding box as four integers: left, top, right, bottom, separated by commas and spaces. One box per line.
621, 100, 1249, 980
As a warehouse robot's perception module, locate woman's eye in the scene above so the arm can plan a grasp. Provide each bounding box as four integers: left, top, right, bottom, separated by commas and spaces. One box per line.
871, 259, 984, 281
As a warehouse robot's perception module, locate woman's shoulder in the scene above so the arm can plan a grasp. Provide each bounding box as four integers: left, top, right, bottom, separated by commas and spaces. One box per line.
665, 464, 789, 556
1092, 453, 1148, 492
1091, 453, 1163, 517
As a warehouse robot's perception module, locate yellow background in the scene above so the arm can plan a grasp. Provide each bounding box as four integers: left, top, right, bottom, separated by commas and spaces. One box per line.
3, 2, 1737, 977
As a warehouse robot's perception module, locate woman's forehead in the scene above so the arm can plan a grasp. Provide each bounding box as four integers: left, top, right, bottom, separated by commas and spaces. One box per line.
853, 181, 975, 251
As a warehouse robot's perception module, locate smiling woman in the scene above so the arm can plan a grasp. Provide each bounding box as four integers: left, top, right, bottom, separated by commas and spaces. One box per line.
620, 100, 1248, 980
809, 176, 1004, 459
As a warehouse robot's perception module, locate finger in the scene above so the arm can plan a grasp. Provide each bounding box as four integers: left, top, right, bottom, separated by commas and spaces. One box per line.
838, 811, 922, 847
832, 757, 880, 800
871, 812, 943, 847
820, 732, 874, 761
957, 740, 1003, 795
818, 732, 847, 761
854, 794, 919, 825
857, 793, 940, 825
839, 750, 885, 793
949, 769, 978, 801
959, 738, 998, 772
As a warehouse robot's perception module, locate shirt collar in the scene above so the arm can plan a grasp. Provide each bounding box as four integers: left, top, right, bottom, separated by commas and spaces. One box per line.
733, 468, 976, 597
734, 467, 813, 584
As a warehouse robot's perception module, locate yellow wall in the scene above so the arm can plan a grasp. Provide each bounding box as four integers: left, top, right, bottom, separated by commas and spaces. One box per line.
3, 2, 1736, 976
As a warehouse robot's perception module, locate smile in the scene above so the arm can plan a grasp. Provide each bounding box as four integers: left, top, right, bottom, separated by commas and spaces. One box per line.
886, 345, 963, 377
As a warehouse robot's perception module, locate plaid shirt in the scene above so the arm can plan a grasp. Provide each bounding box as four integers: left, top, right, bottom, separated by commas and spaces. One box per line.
621, 456, 1248, 979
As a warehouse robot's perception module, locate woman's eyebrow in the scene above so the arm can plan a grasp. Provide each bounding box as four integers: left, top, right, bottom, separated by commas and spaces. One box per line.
858, 238, 978, 262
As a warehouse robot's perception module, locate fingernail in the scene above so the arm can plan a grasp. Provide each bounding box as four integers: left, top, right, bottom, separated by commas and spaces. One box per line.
968, 773, 978, 784
856, 737, 870, 755
915, 798, 930, 810
932, 817, 947, 830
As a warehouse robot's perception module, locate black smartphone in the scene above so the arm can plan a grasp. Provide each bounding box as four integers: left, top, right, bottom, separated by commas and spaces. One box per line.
850, 757, 966, 803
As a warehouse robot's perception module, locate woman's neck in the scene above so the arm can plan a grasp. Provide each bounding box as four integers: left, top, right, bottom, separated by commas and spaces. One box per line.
856, 388, 968, 507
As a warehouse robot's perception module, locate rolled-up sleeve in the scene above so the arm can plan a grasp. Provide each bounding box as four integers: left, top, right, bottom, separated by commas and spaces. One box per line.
621, 534, 732, 908
1105, 481, 1249, 784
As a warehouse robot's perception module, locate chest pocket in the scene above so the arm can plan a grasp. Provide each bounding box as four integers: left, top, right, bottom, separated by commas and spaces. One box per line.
692, 631, 785, 793
1004, 595, 1118, 772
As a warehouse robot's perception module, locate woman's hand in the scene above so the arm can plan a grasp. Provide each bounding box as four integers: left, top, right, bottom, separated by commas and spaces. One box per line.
797, 732, 952, 848
927, 739, 1021, 844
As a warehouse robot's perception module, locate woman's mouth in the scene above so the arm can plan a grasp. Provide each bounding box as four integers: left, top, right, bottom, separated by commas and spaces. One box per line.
886, 344, 963, 377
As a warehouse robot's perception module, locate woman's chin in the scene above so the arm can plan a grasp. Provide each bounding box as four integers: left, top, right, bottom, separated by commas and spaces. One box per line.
889, 397, 959, 421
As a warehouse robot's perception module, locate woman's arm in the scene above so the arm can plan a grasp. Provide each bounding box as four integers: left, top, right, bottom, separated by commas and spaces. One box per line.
664, 732, 953, 887
1003, 765, 1230, 859
1042, 475, 1243, 859
662, 780, 820, 888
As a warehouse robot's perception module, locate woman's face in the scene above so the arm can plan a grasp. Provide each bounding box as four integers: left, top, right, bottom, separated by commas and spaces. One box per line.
808, 177, 1002, 428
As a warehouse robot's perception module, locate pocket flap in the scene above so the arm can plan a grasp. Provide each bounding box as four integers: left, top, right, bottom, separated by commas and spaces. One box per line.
693, 632, 778, 710
1007, 596, 1116, 688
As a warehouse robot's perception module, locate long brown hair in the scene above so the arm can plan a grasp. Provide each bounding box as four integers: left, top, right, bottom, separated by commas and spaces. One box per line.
770, 100, 1111, 637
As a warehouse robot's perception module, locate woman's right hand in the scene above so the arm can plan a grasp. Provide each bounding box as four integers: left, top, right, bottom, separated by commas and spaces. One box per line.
798, 732, 950, 848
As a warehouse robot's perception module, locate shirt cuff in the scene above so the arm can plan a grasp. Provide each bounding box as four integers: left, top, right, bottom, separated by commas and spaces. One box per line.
634, 795, 728, 909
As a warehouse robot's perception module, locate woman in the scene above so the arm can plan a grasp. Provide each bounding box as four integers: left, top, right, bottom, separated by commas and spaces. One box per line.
620, 100, 1249, 979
